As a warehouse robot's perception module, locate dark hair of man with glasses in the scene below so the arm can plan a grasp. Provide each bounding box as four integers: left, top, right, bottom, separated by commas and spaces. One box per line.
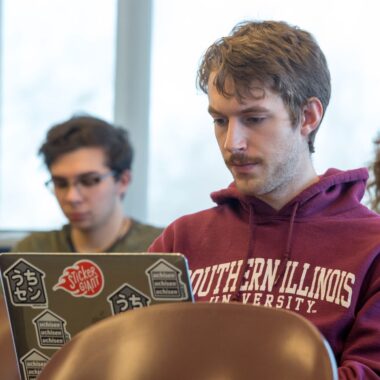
12, 115, 163, 254
40, 115, 133, 179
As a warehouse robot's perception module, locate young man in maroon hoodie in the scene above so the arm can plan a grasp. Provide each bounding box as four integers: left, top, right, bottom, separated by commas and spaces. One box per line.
149, 20, 380, 378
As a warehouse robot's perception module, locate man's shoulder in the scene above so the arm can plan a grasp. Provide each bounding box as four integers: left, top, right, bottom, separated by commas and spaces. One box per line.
112, 220, 163, 252
130, 220, 163, 235
128, 220, 164, 243
349, 202, 380, 225
11, 227, 70, 252
168, 205, 229, 228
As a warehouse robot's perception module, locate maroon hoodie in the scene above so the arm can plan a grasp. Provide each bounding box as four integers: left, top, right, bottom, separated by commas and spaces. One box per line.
149, 168, 380, 379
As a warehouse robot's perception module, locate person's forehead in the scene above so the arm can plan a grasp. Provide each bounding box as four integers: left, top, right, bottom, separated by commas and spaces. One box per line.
207, 79, 283, 115
207, 72, 275, 102
50, 147, 109, 177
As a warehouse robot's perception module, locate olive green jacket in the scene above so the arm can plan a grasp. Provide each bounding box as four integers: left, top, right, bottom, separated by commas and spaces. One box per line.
11, 220, 163, 253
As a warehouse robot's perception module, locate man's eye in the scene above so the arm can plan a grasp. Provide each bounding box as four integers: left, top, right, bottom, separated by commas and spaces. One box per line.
246, 117, 265, 125
53, 179, 69, 189
79, 175, 101, 187
213, 118, 227, 127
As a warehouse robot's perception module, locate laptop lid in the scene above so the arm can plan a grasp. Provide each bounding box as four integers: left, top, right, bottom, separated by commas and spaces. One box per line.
0, 252, 193, 380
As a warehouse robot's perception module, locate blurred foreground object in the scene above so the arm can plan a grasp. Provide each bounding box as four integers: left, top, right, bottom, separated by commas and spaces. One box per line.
38, 302, 338, 380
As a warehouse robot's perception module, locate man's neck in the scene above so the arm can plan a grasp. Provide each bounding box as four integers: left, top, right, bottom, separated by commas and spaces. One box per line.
70, 212, 130, 253
256, 164, 319, 211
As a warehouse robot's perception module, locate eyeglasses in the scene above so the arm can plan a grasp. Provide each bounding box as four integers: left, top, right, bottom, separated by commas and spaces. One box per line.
45, 171, 116, 195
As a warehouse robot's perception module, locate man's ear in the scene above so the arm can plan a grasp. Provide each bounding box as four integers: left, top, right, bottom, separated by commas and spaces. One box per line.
117, 170, 131, 199
300, 97, 324, 137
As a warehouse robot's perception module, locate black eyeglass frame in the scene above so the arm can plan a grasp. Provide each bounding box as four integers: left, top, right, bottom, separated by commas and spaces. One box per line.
44, 171, 117, 194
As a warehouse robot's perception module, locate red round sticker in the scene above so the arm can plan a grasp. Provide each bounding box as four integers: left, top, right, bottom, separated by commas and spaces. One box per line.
54, 260, 104, 298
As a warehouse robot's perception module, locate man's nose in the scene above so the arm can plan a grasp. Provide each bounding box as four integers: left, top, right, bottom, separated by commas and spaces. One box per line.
224, 120, 247, 152
63, 183, 83, 202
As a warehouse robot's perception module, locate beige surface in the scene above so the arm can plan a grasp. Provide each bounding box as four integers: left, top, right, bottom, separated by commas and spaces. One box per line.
38, 302, 338, 380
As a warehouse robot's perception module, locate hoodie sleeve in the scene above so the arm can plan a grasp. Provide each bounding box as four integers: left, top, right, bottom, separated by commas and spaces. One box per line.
337, 255, 380, 379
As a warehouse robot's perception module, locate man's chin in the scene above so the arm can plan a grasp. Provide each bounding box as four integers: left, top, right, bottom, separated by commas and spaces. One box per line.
234, 179, 262, 197
69, 220, 93, 231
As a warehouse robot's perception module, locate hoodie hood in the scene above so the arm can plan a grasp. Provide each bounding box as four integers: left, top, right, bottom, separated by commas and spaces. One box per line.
210, 167, 369, 294
210, 168, 368, 219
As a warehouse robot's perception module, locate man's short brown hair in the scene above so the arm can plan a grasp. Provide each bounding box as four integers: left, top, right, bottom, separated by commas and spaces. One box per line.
197, 20, 331, 153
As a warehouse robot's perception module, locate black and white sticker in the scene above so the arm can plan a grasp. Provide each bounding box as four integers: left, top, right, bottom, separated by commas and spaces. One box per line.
20, 349, 49, 380
146, 259, 188, 300
32, 309, 71, 349
3, 259, 48, 308
107, 283, 151, 315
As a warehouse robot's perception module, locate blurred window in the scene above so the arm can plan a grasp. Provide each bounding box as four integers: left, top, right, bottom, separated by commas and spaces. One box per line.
0, 0, 117, 229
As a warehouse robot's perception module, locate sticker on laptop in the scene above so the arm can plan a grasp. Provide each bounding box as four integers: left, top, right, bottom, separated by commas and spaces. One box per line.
53, 259, 104, 298
33, 309, 71, 349
3, 259, 48, 308
146, 259, 188, 300
20, 349, 49, 380
107, 283, 151, 315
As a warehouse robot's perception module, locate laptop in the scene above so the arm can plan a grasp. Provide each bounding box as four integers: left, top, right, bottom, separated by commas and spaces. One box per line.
0, 252, 193, 380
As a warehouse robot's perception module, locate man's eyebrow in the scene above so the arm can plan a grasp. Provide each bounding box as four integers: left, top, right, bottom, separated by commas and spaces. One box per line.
208, 105, 269, 114
240, 106, 269, 113
51, 171, 98, 179
208, 105, 221, 115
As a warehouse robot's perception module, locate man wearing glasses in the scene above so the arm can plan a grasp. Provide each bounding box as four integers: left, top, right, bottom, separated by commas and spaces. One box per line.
12, 115, 162, 253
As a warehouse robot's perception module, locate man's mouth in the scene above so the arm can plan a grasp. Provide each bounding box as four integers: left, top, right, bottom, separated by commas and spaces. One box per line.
230, 162, 259, 174
67, 212, 88, 222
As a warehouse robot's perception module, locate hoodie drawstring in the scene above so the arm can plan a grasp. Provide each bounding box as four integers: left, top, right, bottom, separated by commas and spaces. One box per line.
274, 202, 300, 285
232, 201, 300, 300
231, 204, 256, 302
